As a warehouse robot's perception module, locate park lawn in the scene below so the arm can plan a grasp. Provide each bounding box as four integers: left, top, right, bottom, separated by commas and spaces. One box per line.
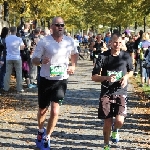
130, 75, 150, 134
133, 74, 150, 96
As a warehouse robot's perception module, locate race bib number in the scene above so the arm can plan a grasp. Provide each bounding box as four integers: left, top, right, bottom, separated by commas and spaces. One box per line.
107, 71, 123, 80
50, 65, 66, 77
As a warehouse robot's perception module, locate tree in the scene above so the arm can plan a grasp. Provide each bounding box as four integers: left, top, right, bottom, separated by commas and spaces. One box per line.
1, 0, 150, 31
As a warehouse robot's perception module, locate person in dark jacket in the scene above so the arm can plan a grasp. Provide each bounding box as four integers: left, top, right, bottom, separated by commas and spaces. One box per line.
126, 37, 135, 63
133, 30, 143, 76
0, 27, 9, 90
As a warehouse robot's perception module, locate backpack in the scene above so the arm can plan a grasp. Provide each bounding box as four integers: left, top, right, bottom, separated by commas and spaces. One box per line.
30, 36, 40, 56
22, 32, 31, 48
20, 48, 30, 61
31, 36, 39, 47
21, 32, 31, 61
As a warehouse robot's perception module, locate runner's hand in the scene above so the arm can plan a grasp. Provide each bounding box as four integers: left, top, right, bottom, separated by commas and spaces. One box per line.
107, 74, 116, 82
42, 57, 50, 64
120, 76, 128, 88
67, 66, 75, 74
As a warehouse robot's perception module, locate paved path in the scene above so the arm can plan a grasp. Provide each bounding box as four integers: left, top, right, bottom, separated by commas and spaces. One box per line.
0, 59, 149, 150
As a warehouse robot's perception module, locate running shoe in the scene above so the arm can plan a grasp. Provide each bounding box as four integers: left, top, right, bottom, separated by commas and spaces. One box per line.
103, 145, 110, 150
41, 137, 50, 150
36, 128, 46, 148
28, 84, 37, 89
111, 131, 119, 143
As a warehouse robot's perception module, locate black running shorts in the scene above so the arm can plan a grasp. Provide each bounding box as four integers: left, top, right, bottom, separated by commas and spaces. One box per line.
38, 77, 67, 109
98, 95, 127, 119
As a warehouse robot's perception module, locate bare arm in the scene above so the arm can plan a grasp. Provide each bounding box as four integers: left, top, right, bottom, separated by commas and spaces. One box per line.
120, 70, 133, 88
137, 48, 141, 54
67, 53, 79, 74
20, 45, 25, 50
71, 53, 79, 66
20, 38, 25, 50
120, 53, 134, 88
32, 57, 41, 66
130, 53, 135, 64
89, 41, 95, 50
92, 74, 108, 82
92, 73, 118, 83
124, 71, 133, 79
32, 56, 50, 66
93, 48, 96, 51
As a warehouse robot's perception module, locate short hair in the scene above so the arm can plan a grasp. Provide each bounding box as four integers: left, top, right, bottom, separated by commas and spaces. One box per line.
1, 27, 9, 38
10, 27, 17, 33
34, 27, 41, 34
52, 16, 64, 24
139, 30, 143, 37
113, 29, 119, 34
16, 32, 21, 37
111, 32, 122, 39
97, 34, 102, 36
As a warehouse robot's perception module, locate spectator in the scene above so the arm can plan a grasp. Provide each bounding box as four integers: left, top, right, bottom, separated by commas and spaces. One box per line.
20, 23, 36, 88
4, 27, 24, 92
138, 32, 150, 87
0, 27, 9, 91
88, 33, 95, 61
126, 37, 135, 64
134, 30, 143, 76
30, 28, 41, 86
93, 34, 104, 66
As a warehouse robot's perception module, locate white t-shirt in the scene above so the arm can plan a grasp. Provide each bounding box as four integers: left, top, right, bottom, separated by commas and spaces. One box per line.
5, 35, 24, 60
32, 35, 78, 80
74, 39, 80, 47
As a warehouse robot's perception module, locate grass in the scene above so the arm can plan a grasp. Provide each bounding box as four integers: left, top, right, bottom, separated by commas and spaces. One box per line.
133, 74, 150, 96
130, 74, 150, 137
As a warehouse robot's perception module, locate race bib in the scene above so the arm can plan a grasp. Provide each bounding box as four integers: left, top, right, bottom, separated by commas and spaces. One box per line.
107, 71, 123, 81
50, 65, 66, 77
95, 55, 98, 58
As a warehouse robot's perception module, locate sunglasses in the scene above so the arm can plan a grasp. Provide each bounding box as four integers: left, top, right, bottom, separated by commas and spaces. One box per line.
54, 23, 65, 27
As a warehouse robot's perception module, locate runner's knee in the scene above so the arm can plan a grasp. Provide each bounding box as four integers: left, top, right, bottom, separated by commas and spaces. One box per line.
50, 103, 60, 117
115, 116, 124, 126
51, 108, 59, 117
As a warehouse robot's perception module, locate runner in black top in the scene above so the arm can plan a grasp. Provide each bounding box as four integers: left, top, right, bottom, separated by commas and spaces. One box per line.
93, 34, 104, 66
91, 33, 133, 150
